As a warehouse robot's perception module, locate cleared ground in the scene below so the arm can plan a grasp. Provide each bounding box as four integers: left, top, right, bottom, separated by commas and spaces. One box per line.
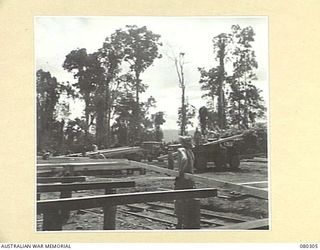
37, 158, 269, 230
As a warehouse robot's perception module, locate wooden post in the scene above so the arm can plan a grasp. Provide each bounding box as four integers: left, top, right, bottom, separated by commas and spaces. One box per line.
103, 188, 116, 230
42, 209, 63, 231
184, 198, 200, 229
60, 177, 73, 222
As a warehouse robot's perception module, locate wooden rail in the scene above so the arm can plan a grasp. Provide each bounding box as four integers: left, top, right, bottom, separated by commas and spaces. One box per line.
37, 176, 86, 184
37, 188, 217, 231
37, 188, 217, 213
37, 161, 131, 170
38, 180, 136, 231
37, 181, 136, 193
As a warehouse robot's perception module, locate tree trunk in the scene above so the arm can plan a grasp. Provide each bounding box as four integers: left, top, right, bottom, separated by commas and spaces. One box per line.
105, 80, 111, 148
181, 85, 186, 136
96, 97, 105, 148
84, 95, 90, 143
134, 70, 141, 144
217, 43, 227, 129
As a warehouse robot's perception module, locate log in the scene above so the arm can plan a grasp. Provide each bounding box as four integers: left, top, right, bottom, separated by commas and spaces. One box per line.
64, 147, 142, 157
202, 134, 244, 146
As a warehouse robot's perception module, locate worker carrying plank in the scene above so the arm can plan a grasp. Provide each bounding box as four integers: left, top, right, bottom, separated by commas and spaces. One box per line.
174, 135, 200, 229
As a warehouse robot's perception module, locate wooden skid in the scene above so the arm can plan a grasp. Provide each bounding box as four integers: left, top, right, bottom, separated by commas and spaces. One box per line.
37, 161, 131, 170
37, 181, 135, 193
130, 161, 268, 200
37, 176, 86, 184
215, 218, 269, 230
37, 188, 217, 213
37, 158, 129, 164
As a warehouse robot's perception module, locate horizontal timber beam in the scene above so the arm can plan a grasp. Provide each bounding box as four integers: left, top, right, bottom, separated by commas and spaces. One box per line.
130, 161, 268, 200
37, 188, 217, 213
37, 176, 86, 184
37, 161, 130, 169
37, 181, 135, 193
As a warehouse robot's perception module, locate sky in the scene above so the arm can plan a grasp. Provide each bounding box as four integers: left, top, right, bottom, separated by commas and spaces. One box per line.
35, 16, 268, 130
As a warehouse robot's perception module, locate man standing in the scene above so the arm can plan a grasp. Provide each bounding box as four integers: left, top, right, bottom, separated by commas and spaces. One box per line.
174, 136, 200, 229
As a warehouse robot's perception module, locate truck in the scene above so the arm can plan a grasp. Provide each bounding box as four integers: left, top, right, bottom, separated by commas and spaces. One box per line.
192, 130, 260, 171
140, 141, 165, 162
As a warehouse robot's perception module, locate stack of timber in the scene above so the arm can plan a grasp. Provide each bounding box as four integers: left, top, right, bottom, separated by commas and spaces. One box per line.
62, 146, 142, 158
158, 133, 244, 161
37, 159, 146, 177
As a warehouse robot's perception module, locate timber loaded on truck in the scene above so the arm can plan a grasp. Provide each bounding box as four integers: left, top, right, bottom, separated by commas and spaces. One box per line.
193, 134, 243, 171
193, 130, 260, 171
159, 131, 259, 172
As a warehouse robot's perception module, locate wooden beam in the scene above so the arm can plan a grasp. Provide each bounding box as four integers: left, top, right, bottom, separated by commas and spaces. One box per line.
37, 181, 135, 193
130, 161, 268, 200
202, 134, 243, 146
37, 188, 217, 213
64, 146, 142, 157
37, 161, 130, 169
37, 158, 129, 164
215, 218, 269, 230
37, 176, 86, 184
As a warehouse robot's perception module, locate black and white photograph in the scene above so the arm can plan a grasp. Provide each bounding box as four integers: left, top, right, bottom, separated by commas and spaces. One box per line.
36, 16, 269, 231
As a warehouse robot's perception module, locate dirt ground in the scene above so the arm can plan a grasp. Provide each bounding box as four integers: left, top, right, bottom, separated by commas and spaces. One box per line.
37, 158, 269, 230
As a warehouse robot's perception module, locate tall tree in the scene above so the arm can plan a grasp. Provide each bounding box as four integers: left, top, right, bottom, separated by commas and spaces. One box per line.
63, 48, 99, 141
198, 33, 232, 130
228, 25, 265, 127
36, 69, 72, 152
37, 69, 60, 150
177, 101, 196, 134
114, 25, 162, 142
97, 33, 127, 147
212, 33, 232, 129
152, 111, 166, 142
173, 52, 188, 135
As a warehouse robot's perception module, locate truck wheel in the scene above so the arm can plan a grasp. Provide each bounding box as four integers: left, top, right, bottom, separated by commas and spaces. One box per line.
229, 154, 240, 169
214, 158, 225, 169
214, 148, 227, 169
